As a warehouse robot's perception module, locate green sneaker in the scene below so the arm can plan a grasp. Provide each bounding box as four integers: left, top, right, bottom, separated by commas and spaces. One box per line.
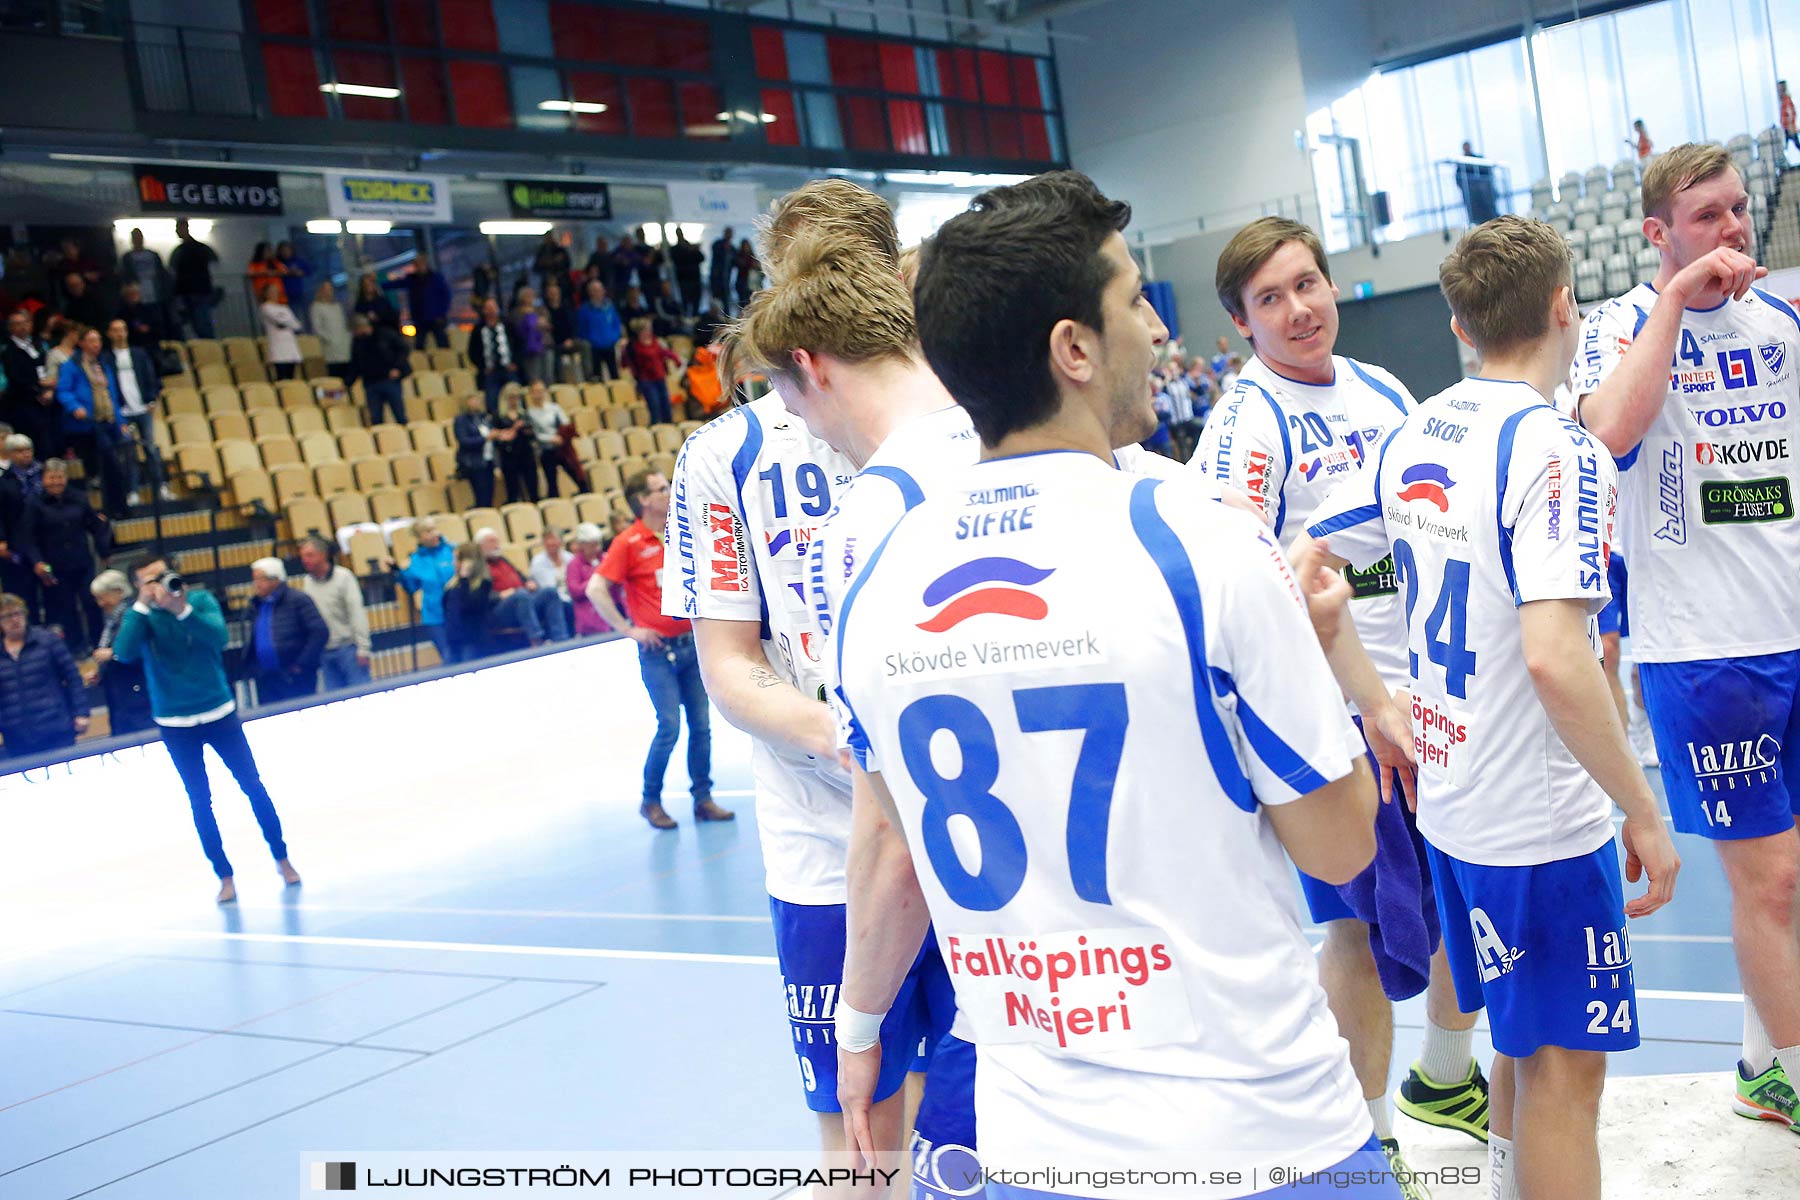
1379, 1138, 1432, 1200
1732, 1059, 1800, 1131
1395, 1059, 1490, 1143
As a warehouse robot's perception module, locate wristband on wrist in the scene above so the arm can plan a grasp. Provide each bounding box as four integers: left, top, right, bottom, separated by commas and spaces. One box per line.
834, 1002, 887, 1053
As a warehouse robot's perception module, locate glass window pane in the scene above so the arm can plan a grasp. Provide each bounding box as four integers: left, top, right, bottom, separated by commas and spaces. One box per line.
399, 57, 449, 124
263, 43, 326, 117
333, 51, 399, 121
326, 0, 385, 42
627, 77, 678, 139
785, 31, 830, 86
448, 60, 510, 127
661, 15, 710, 72
1465, 39, 1543, 200
1613, 3, 1698, 166
753, 27, 787, 80
679, 83, 726, 141
610, 12, 662, 69
888, 99, 928, 155
925, 102, 950, 157
1021, 111, 1051, 161
439, 0, 499, 52
568, 71, 625, 136
879, 42, 919, 93
494, 0, 554, 58
1012, 56, 1044, 109
837, 94, 887, 151
978, 51, 1013, 106
391, 0, 438, 48
255, 0, 310, 37
1534, 17, 1626, 185
916, 48, 940, 98
510, 65, 566, 131
801, 90, 842, 150
828, 35, 882, 89
986, 110, 1024, 159
761, 89, 800, 146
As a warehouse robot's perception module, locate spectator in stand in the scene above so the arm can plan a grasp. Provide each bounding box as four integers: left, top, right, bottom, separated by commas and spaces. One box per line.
1221, 352, 1244, 390
1210, 334, 1230, 376
1782, 80, 1798, 158
298, 535, 371, 690
113, 556, 301, 904
493, 391, 539, 504
119, 228, 168, 314
469, 297, 523, 416
0, 434, 38, 613
618, 286, 650, 331
354, 273, 400, 332
680, 343, 728, 419
246, 243, 283, 304
625, 319, 681, 425
471, 261, 497, 306
576, 280, 624, 383
523, 380, 585, 496
3, 310, 55, 452
669, 229, 704, 316
454, 392, 499, 509
169, 220, 219, 339
512, 286, 549, 384
443, 542, 501, 662
585, 235, 611, 278
565, 522, 611, 636
59, 272, 108, 332
650, 280, 686, 338
609, 231, 641, 301
55, 328, 130, 517
259, 282, 303, 382
348, 314, 409, 427
588, 471, 726, 829
542, 278, 580, 384
1628, 118, 1653, 163
733, 239, 759, 310
244, 557, 327, 703
310, 282, 352, 380
692, 299, 728, 350
275, 242, 310, 314
406, 255, 453, 350
116, 281, 166, 354
105, 318, 169, 503
21, 458, 109, 653
533, 231, 572, 297
708, 226, 735, 310
88, 569, 152, 735
56, 236, 104, 289
529, 526, 575, 636
478, 526, 566, 641
637, 231, 665, 301
390, 515, 456, 662
0, 592, 87, 760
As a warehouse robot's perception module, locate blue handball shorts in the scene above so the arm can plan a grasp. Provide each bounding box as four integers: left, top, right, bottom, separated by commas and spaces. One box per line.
1596, 554, 1628, 638
911, 1034, 983, 1200
1428, 840, 1639, 1057
1638, 648, 1800, 841
770, 897, 953, 1113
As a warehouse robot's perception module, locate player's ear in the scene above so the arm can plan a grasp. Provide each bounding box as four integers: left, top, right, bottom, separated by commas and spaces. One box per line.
1448, 314, 1476, 351
1641, 215, 1666, 254
1047, 316, 1093, 386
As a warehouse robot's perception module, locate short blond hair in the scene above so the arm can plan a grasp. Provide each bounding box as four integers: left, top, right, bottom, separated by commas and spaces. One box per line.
1438, 216, 1572, 356
717, 223, 918, 394
1215, 217, 1331, 323
1641, 142, 1735, 222
760, 179, 900, 284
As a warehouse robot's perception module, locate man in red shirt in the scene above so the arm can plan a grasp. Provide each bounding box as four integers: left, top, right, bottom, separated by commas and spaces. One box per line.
477, 527, 569, 641
589, 471, 732, 830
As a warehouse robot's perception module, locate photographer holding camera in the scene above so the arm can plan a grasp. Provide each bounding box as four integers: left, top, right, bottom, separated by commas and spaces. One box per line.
112, 556, 300, 904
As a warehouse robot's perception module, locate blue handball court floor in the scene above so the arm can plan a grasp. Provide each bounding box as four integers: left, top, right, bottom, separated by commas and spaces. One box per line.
0, 641, 1782, 1198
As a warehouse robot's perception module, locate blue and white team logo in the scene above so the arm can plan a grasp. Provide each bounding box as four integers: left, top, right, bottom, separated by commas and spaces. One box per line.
1469, 907, 1526, 982
1760, 341, 1788, 380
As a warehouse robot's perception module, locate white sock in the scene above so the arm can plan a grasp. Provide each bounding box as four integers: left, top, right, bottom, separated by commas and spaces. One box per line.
1743, 1004, 1777, 1075
1419, 1017, 1475, 1085
1488, 1133, 1518, 1200
1368, 1096, 1394, 1142
1777, 1045, 1800, 1085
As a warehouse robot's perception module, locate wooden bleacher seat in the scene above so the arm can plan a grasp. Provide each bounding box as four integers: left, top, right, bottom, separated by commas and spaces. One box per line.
202, 385, 241, 415
287, 408, 328, 436
270, 463, 314, 503
407, 422, 447, 451
352, 457, 393, 491
326, 405, 364, 433
328, 492, 372, 527
539, 497, 578, 530
367, 488, 409, 524
240, 383, 278, 412
502, 503, 543, 543
390, 453, 426, 488
408, 483, 448, 516
314, 461, 354, 497
284, 496, 330, 541
372, 425, 411, 455
299, 431, 340, 466
257, 436, 301, 468
337, 429, 376, 460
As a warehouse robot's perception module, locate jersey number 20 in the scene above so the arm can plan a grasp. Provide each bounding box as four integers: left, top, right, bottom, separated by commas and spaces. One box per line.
896, 684, 1128, 912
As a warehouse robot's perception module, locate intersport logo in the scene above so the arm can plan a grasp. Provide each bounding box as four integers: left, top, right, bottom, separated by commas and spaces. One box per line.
1695, 437, 1789, 465
1689, 400, 1788, 427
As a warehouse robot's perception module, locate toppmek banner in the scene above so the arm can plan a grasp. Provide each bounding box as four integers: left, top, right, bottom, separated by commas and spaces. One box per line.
323, 170, 454, 223
665, 180, 761, 228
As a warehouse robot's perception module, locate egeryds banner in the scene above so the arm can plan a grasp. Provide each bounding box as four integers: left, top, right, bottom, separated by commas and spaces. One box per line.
506, 179, 612, 220
323, 170, 453, 223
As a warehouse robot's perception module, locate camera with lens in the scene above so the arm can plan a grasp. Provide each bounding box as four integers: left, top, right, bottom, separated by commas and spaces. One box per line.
160, 572, 185, 595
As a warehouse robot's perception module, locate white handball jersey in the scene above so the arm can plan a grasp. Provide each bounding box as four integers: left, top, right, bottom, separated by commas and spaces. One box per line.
1571, 284, 1800, 663
1308, 378, 1619, 867
834, 450, 1369, 1194
1190, 354, 1416, 691
806, 403, 1194, 766
663, 396, 860, 904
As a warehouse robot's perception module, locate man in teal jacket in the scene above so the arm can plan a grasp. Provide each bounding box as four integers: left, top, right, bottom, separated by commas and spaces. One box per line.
112, 555, 300, 904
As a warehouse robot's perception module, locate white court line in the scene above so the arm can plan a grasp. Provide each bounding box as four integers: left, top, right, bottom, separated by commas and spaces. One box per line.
1638, 988, 1743, 1004
1631, 934, 1733, 945
234, 904, 772, 924
159, 930, 779, 966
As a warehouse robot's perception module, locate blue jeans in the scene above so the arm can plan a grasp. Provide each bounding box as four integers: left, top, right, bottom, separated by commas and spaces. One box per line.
366, 379, 405, 427
162, 711, 287, 879
179, 294, 215, 339
490, 590, 565, 642
124, 411, 165, 490
424, 624, 451, 664
321, 643, 370, 691
638, 633, 712, 808
638, 378, 673, 424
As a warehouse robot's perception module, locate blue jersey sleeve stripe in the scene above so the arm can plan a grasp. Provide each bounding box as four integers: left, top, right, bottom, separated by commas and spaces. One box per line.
1346, 359, 1409, 415
1125, 478, 1257, 813
728, 406, 770, 639
1753, 288, 1800, 335
1218, 674, 1332, 794
862, 465, 926, 511
1245, 382, 1292, 537
1630, 304, 1650, 338
1614, 444, 1642, 472
1307, 504, 1383, 538
1494, 406, 1539, 606
833, 520, 906, 769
